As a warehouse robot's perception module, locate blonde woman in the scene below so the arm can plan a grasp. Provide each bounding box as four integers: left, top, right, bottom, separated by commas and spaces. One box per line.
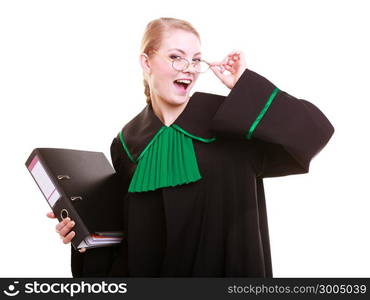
48, 17, 334, 277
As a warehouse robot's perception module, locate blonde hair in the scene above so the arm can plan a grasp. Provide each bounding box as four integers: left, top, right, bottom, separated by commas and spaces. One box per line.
140, 17, 201, 105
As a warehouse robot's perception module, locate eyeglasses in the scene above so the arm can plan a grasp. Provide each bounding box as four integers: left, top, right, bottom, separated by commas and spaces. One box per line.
152, 50, 210, 73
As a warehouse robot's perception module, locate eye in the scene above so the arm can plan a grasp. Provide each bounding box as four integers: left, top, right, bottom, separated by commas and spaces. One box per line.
193, 58, 202, 63
170, 55, 182, 60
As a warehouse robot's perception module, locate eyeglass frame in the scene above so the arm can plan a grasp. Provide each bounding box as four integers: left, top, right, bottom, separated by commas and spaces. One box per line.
151, 49, 211, 73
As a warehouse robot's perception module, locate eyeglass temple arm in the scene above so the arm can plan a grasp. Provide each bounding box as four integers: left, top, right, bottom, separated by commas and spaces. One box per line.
201, 59, 212, 66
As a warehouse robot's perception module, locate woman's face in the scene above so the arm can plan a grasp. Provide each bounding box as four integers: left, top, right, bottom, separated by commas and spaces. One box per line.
143, 29, 201, 106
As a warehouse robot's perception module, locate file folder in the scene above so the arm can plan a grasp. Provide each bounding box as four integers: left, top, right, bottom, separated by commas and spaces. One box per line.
25, 148, 124, 250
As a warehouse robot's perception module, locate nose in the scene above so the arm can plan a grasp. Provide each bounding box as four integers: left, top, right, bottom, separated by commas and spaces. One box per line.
182, 61, 197, 74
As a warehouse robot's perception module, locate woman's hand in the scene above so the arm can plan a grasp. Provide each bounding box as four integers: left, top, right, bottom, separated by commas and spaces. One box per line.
209, 50, 247, 89
46, 211, 86, 253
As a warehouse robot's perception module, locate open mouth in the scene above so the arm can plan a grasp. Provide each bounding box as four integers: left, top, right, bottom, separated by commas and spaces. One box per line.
173, 79, 192, 92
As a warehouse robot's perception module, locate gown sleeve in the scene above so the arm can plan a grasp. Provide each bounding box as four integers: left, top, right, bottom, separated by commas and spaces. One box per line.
211, 68, 335, 177
70, 136, 130, 277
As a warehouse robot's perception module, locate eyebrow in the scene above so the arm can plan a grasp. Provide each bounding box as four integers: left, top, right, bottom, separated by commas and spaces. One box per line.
167, 48, 202, 56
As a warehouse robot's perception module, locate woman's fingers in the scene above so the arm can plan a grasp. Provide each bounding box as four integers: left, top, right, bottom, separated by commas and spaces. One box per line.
55, 217, 70, 232
227, 51, 243, 65
46, 212, 56, 219
62, 230, 75, 244
211, 50, 243, 68
209, 61, 222, 67
210, 65, 234, 88
228, 50, 241, 59
55, 217, 75, 237
210, 64, 224, 77
47, 213, 80, 248
209, 50, 246, 90
227, 59, 235, 66
58, 220, 75, 238
209, 62, 225, 74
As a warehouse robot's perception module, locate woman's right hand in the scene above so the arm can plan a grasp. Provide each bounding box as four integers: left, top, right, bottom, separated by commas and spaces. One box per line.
46, 212, 86, 253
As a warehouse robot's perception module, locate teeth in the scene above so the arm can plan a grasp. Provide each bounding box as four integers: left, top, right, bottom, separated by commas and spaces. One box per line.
175, 79, 191, 84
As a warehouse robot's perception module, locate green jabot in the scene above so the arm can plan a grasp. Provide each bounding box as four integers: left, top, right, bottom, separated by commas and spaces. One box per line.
120, 124, 216, 193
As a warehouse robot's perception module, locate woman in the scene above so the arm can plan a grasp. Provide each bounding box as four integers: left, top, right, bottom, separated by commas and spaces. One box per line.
47, 17, 334, 277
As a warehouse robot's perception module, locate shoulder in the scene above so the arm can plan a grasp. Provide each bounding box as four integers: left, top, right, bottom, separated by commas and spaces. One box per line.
112, 104, 164, 164
110, 108, 149, 168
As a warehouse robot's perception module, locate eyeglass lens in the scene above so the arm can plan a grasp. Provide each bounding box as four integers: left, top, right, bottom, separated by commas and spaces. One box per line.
172, 58, 209, 73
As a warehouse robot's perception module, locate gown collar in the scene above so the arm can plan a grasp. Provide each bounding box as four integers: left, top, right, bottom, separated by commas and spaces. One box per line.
120, 91, 225, 163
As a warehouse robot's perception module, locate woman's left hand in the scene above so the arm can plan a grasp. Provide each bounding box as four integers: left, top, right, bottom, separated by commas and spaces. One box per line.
209, 50, 247, 89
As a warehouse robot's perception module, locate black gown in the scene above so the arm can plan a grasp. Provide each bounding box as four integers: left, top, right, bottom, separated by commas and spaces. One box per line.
71, 68, 334, 277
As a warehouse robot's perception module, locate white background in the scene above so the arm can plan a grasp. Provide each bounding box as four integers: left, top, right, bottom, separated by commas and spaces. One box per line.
1, 0, 369, 277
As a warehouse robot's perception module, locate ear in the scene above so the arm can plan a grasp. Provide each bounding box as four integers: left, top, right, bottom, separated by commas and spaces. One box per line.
139, 53, 151, 75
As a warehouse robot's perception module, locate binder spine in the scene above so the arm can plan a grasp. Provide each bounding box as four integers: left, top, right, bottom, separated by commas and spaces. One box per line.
26, 149, 90, 250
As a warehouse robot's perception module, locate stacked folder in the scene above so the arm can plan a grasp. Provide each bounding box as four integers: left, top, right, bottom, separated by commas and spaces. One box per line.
25, 148, 125, 250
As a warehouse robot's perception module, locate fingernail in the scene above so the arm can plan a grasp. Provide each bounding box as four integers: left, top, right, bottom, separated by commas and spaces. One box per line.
70, 221, 75, 226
